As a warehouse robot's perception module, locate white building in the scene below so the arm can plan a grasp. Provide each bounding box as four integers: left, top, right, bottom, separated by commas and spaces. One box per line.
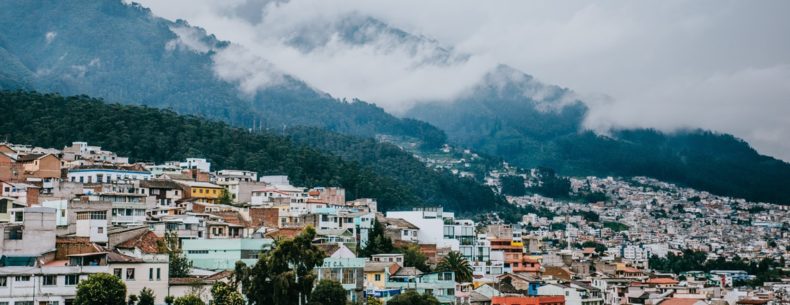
386, 208, 458, 249
68, 168, 152, 184
538, 282, 604, 305
180, 158, 211, 172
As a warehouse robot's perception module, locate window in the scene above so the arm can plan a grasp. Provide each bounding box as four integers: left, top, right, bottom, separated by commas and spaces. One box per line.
97, 227, 103, 234
14, 302, 33, 305
114, 268, 122, 278
374, 274, 381, 281
156, 268, 161, 281
14, 212, 23, 222
15, 276, 31, 282
42, 275, 56, 286
0, 276, 6, 286
65, 275, 79, 285
187, 250, 209, 254
342, 269, 355, 285
149, 268, 154, 281
0, 200, 7, 213
241, 250, 260, 259
126, 268, 135, 280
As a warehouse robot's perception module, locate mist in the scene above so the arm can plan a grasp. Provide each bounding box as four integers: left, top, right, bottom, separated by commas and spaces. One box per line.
135, 0, 790, 161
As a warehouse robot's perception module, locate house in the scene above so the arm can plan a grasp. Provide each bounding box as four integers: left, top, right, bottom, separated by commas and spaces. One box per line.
491, 295, 565, 305
497, 273, 542, 296
386, 269, 457, 304
0, 207, 57, 257
371, 253, 405, 267
182, 238, 274, 270
67, 167, 152, 184
139, 179, 183, 207
382, 217, 420, 245
108, 250, 169, 305
537, 282, 604, 305
177, 181, 224, 204
644, 277, 680, 288
0, 180, 40, 206
364, 261, 400, 290
316, 258, 365, 303
214, 169, 265, 203
657, 298, 707, 305
168, 270, 233, 303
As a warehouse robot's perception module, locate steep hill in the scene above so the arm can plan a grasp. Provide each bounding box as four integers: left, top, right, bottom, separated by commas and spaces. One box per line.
408, 66, 790, 204
0, 0, 446, 147
0, 90, 508, 213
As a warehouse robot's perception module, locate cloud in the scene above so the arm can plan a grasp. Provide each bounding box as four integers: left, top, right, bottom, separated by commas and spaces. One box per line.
136, 0, 790, 160
45, 31, 57, 44
212, 44, 285, 95
165, 25, 213, 53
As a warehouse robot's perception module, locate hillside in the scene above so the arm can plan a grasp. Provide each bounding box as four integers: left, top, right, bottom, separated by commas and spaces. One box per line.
408, 66, 790, 205
0, 90, 507, 213
0, 0, 446, 147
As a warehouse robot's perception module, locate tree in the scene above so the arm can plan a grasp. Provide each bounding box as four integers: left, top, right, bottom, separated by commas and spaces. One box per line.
74, 273, 127, 305
211, 282, 244, 305
436, 251, 473, 283
400, 244, 430, 272
387, 291, 440, 305
163, 231, 193, 277
500, 175, 526, 196
219, 189, 233, 205
242, 226, 326, 305
603, 222, 629, 232
359, 218, 393, 257
138, 288, 155, 305
307, 280, 347, 305
367, 296, 383, 305
580, 241, 607, 255
173, 294, 205, 305
164, 296, 174, 305
127, 294, 138, 305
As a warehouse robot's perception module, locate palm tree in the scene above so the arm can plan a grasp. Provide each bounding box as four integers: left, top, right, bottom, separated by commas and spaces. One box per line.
436, 251, 473, 283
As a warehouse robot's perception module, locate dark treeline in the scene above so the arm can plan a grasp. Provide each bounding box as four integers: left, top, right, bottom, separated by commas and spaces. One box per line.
0, 91, 504, 213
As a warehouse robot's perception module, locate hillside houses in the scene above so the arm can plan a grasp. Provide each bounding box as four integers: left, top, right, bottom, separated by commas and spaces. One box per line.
0, 141, 786, 305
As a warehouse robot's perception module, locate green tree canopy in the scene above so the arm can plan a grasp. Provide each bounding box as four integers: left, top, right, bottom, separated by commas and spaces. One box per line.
162, 231, 193, 278
241, 226, 326, 305
137, 288, 155, 305
387, 291, 440, 305
359, 218, 394, 257
74, 273, 127, 305
211, 282, 244, 305
436, 251, 473, 283
307, 280, 347, 305
399, 244, 431, 272
173, 294, 205, 305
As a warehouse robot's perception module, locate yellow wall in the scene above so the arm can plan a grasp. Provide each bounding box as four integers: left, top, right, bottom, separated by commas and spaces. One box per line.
365, 272, 386, 289
191, 187, 222, 203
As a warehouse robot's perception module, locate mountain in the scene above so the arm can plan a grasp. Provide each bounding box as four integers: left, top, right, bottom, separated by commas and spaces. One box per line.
0, 90, 509, 213
270, 12, 790, 205
0, 0, 446, 147
407, 66, 790, 205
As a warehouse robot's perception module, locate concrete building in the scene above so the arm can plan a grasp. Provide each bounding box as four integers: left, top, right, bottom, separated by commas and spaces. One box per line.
316, 258, 365, 303
182, 238, 274, 270
0, 207, 57, 256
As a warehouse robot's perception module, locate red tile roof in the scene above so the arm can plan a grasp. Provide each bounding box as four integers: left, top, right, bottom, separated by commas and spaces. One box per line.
646, 277, 679, 285
116, 231, 164, 254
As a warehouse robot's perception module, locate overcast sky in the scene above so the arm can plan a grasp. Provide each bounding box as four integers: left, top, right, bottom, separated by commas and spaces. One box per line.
135, 0, 790, 161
